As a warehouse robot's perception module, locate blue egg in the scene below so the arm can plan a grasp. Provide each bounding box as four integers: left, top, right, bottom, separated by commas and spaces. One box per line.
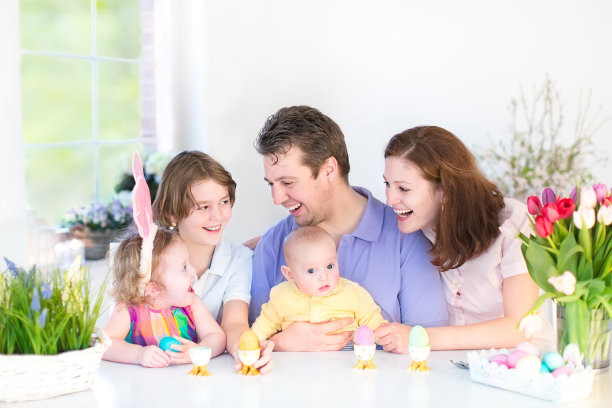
539, 364, 551, 373
542, 352, 564, 371
159, 336, 181, 351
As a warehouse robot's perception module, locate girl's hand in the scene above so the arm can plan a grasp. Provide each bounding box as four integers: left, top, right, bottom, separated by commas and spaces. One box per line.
137, 345, 171, 368
232, 340, 274, 374
165, 336, 197, 364
374, 322, 412, 354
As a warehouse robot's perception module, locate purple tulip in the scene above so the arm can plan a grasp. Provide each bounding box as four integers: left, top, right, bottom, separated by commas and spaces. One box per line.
541, 187, 556, 205
593, 183, 608, 204
570, 186, 578, 204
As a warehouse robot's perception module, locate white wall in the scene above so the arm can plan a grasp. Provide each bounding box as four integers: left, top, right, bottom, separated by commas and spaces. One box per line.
0, 0, 29, 264
170, 0, 612, 241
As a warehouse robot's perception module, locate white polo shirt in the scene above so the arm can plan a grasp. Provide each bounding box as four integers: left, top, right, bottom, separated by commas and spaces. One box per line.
191, 237, 253, 323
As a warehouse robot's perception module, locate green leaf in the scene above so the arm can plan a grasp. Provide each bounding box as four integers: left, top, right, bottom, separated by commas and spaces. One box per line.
523, 243, 557, 292
587, 280, 605, 297
577, 256, 594, 281
556, 233, 583, 274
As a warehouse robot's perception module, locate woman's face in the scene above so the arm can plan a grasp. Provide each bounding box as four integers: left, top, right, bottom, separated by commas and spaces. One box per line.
383, 156, 443, 234
176, 179, 232, 248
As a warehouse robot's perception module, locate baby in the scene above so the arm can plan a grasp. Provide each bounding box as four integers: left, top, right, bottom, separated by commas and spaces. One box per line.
251, 226, 386, 343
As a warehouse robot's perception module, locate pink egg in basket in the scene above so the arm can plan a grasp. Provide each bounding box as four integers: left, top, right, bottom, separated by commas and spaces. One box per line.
552, 366, 573, 378
490, 353, 509, 368
507, 350, 527, 368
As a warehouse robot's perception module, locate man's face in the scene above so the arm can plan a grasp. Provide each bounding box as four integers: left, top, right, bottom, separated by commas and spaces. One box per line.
263, 146, 332, 226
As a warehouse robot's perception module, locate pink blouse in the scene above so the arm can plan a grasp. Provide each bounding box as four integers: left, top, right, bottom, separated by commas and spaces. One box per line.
423, 198, 530, 326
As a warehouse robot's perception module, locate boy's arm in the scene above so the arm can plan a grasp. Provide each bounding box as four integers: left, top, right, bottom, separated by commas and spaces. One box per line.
102, 304, 170, 367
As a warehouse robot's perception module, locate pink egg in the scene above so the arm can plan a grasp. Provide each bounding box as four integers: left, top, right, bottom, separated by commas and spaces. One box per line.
515, 341, 539, 356
490, 353, 509, 367
552, 366, 572, 378
507, 350, 528, 368
354, 325, 375, 345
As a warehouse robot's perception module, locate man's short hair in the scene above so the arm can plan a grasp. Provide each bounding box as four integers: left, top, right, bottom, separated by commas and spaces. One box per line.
255, 105, 350, 180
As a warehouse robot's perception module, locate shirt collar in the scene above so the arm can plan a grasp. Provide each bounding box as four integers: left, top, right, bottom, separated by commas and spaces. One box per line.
422, 227, 436, 244
349, 186, 384, 242
205, 237, 231, 277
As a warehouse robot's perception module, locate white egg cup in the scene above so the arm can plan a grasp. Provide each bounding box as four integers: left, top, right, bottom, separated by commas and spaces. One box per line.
354, 344, 377, 369
188, 346, 212, 376
237, 348, 261, 376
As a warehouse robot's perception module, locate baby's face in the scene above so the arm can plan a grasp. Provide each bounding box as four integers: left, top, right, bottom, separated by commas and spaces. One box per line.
287, 239, 340, 297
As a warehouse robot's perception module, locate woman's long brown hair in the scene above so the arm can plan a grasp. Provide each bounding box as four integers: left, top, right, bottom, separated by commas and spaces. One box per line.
385, 126, 505, 271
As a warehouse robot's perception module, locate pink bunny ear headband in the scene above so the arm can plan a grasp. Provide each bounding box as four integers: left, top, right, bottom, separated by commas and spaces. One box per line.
132, 152, 159, 296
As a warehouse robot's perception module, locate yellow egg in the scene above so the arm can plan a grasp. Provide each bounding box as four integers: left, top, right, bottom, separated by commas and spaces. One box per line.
238, 330, 260, 351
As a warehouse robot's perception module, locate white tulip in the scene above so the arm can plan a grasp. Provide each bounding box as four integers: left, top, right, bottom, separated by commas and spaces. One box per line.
548, 271, 577, 295
597, 205, 612, 226
573, 206, 596, 229
519, 314, 542, 340
580, 187, 597, 209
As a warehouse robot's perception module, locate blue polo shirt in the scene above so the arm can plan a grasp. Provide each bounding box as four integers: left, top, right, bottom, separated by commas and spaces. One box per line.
249, 187, 449, 327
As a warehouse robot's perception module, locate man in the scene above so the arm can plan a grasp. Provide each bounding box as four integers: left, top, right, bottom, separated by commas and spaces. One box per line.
250, 105, 448, 351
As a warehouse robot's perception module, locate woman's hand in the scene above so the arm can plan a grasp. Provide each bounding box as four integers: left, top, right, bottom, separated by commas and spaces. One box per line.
166, 336, 198, 364
232, 339, 275, 374
137, 345, 171, 368
374, 322, 412, 354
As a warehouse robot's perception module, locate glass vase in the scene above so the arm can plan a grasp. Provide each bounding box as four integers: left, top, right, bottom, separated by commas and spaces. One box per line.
557, 304, 611, 370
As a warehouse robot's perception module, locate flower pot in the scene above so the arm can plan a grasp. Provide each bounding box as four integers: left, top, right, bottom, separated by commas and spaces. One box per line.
0, 333, 110, 402
557, 304, 611, 370
70, 227, 125, 260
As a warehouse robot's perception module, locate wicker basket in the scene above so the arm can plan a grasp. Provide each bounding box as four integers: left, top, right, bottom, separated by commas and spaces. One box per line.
0, 332, 111, 402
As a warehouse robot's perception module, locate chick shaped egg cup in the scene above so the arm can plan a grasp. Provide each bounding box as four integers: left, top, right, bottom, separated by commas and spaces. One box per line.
188, 346, 212, 376
408, 325, 431, 372
237, 330, 261, 376
353, 325, 377, 370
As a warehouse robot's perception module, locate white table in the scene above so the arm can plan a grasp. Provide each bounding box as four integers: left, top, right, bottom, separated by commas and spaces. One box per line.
3, 350, 611, 408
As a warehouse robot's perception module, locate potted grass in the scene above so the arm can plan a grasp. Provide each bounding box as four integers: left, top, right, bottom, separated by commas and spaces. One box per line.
0, 256, 109, 402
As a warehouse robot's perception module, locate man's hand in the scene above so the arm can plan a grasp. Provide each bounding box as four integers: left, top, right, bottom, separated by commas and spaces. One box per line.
272, 318, 354, 351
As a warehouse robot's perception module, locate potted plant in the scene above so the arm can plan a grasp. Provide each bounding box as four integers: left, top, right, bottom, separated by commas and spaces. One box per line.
0, 257, 109, 402
62, 196, 133, 260
514, 184, 612, 369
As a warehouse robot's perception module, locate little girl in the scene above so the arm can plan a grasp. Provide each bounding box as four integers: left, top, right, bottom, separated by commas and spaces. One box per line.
103, 152, 225, 367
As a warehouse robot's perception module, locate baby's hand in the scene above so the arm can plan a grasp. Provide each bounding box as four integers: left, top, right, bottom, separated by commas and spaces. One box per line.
165, 336, 197, 364
137, 345, 171, 368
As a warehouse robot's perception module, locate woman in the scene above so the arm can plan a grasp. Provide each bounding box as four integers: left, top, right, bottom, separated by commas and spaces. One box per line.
375, 126, 540, 351
153, 151, 272, 371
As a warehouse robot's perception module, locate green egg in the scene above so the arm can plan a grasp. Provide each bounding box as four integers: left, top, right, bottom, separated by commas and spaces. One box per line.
409, 325, 429, 347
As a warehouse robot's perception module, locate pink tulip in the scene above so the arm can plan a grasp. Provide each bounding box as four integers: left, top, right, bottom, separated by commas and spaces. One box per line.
541, 203, 560, 223
541, 187, 556, 205
527, 196, 541, 215
535, 215, 553, 238
593, 183, 608, 204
